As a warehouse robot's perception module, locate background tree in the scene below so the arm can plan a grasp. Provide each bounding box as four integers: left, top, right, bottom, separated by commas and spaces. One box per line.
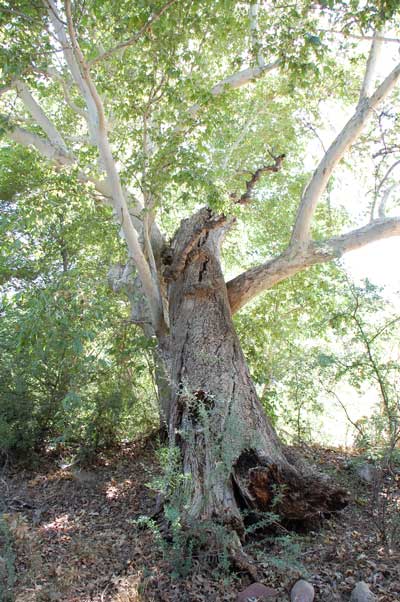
316, 278, 400, 460
1, 0, 400, 532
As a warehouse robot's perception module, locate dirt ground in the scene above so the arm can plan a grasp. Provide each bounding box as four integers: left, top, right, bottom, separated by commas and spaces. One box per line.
1, 438, 400, 602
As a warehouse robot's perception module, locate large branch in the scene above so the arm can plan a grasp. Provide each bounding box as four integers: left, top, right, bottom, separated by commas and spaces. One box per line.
2, 31, 162, 253
13, 79, 68, 153
7, 122, 73, 166
45, 0, 99, 143
290, 55, 400, 249
6, 121, 116, 202
358, 30, 383, 104
249, 1, 266, 69
227, 217, 400, 314
5, 120, 168, 255
62, 0, 165, 333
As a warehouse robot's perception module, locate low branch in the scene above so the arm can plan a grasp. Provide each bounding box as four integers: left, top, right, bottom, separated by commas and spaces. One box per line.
89, 0, 178, 65
290, 52, 400, 249
227, 216, 400, 314
7, 122, 73, 166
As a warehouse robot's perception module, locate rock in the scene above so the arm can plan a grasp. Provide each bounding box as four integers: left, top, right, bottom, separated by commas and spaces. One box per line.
350, 581, 376, 602
236, 583, 278, 602
291, 580, 315, 602
355, 463, 378, 484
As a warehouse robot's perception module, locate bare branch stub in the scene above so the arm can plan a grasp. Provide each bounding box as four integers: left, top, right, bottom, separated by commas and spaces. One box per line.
233, 153, 285, 205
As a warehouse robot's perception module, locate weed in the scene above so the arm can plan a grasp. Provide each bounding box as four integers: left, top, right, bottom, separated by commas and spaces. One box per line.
0, 515, 16, 602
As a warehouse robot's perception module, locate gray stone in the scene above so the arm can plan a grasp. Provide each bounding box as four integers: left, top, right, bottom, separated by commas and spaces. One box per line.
356, 463, 378, 484
350, 581, 376, 602
236, 583, 278, 602
291, 580, 315, 602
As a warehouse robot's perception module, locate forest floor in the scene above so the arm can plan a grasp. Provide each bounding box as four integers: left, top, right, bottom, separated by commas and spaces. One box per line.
1, 436, 400, 602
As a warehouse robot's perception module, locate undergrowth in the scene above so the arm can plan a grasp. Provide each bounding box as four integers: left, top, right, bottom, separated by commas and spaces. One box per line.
0, 515, 16, 602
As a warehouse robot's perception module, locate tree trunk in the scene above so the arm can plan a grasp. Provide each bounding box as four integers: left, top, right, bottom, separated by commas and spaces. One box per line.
162, 209, 348, 534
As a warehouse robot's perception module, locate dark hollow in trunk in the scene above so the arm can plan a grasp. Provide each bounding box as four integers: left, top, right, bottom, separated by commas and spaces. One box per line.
160, 208, 347, 534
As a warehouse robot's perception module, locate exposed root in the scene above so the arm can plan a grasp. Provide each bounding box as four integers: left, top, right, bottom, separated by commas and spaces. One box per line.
228, 532, 260, 580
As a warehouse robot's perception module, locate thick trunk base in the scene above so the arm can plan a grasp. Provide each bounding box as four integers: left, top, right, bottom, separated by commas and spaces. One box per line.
162, 208, 348, 535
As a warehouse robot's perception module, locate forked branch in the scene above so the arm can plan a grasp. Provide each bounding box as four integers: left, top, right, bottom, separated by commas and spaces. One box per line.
42, 0, 166, 332
13, 78, 69, 152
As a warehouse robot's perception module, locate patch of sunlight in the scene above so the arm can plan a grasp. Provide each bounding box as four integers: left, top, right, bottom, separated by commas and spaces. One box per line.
105, 478, 133, 500
42, 513, 72, 533
111, 572, 143, 602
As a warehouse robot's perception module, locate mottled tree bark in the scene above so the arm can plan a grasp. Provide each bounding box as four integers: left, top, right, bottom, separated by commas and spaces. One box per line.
162, 209, 347, 533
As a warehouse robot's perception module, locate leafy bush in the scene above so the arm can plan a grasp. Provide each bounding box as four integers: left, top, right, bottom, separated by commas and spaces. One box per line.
0, 280, 159, 458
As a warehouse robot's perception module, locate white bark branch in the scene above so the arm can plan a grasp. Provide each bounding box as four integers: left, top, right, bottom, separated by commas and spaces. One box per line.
45, 0, 99, 143
249, 2, 266, 69
187, 60, 280, 118
228, 216, 400, 314
370, 159, 400, 220
358, 31, 383, 104
378, 183, 398, 218
61, 0, 165, 333
7, 123, 72, 166
290, 58, 400, 249
5, 121, 113, 199
12, 78, 68, 153
211, 62, 279, 96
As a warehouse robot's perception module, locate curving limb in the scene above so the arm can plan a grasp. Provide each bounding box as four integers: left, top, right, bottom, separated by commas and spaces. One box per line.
227, 216, 400, 314
290, 42, 400, 250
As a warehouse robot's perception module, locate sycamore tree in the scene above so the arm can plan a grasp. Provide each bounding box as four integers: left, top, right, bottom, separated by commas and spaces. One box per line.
1, 0, 400, 532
